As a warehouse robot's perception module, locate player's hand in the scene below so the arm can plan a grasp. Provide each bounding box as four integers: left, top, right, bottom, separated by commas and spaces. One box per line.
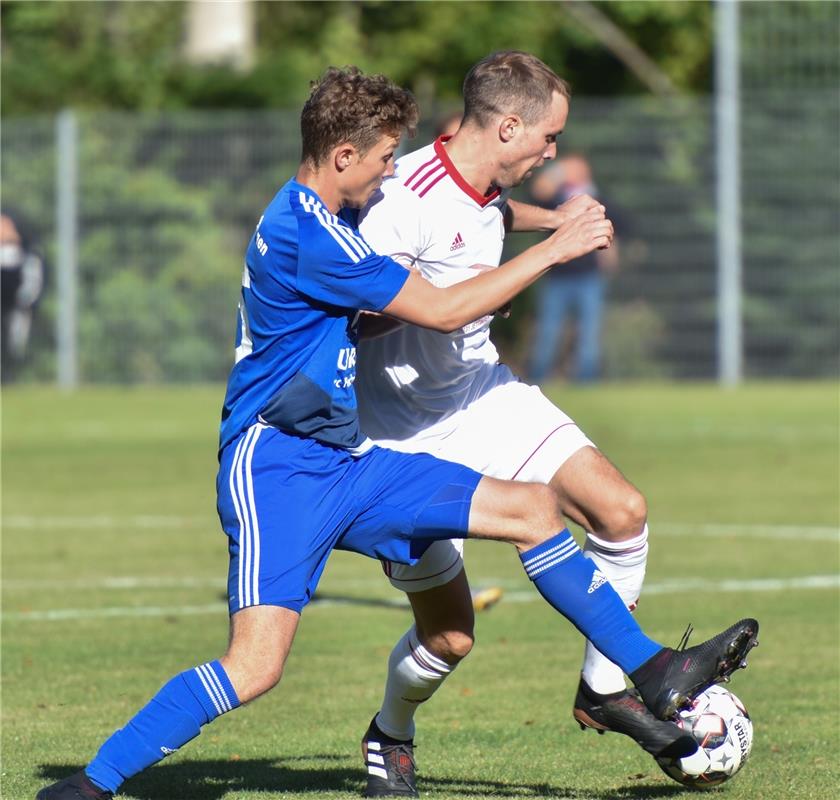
545, 207, 614, 264
553, 194, 602, 228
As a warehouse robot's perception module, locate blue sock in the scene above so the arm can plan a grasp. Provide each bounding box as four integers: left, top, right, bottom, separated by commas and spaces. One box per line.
520, 530, 662, 675
85, 660, 240, 793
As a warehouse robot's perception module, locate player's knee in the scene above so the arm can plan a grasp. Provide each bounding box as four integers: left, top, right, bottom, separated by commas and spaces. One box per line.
242, 665, 284, 702
424, 628, 475, 664
221, 653, 285, 703
442, 629, 475, 662
601, 488, 647, 541
418, 616, 475, 663
251, 665, 284, 699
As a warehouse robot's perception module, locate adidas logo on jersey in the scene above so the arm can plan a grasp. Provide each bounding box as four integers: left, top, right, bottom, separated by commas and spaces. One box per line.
587, 569, 608, 594
449, 232, 466, 251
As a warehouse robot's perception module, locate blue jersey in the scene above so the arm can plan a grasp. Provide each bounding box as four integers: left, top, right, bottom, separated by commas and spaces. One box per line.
219, 179, 410, 453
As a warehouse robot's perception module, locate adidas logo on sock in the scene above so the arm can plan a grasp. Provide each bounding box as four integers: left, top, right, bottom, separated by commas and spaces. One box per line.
587, 569, 608, 594
449, 232, 465, 251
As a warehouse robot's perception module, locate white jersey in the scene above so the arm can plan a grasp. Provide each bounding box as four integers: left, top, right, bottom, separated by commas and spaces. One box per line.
357, 136, 512, 441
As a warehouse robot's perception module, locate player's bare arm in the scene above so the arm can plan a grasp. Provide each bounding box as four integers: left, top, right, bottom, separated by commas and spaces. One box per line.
504, 194, 601, 232
383, 208, 613, 332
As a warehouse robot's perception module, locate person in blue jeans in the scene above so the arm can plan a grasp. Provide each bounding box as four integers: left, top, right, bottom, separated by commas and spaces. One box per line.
528, 153, 620, 383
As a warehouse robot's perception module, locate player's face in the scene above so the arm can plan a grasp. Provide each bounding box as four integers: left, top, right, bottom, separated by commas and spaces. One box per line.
345, 134, 401, 208
500, 92, 569, 188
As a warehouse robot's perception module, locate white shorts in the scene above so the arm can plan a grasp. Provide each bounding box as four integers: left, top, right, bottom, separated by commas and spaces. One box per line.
375, 376, 595, 592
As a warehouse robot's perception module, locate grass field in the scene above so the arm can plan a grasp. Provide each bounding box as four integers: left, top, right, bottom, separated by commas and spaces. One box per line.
2, 383, 838, 800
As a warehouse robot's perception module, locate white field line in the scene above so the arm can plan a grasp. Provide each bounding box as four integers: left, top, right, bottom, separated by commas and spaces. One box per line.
3, 576, 226, 590
3, 520, 837, 593
502, 574, 840, 603
4, 515, 838, 541
3, 574, 837, 623
2, 603, 227, 622
653, 523, 840, 542
2, 514, 201, 530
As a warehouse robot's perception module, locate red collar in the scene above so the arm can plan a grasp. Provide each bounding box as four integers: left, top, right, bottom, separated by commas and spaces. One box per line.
433, 136, 501, 208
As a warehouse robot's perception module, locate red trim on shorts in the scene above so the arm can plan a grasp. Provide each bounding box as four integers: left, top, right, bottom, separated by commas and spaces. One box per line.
381, 551, 462, 582
510, 423, 578, 480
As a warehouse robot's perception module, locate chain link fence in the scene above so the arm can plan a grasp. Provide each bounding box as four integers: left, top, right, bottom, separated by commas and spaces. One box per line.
4, 86, 836, 385
3, 0, 839, 385
500, 88, 840, 380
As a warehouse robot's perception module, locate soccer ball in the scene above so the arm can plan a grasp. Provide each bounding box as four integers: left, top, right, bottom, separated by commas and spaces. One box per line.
656, 685, 753, 789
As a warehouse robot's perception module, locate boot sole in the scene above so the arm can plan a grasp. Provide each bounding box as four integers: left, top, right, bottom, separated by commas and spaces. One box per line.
573, 707, 608, 733
574, 704, 698, 758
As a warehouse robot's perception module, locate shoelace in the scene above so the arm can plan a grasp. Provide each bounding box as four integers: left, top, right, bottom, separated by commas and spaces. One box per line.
676, 623, 694, 651
382, 742, 417, 787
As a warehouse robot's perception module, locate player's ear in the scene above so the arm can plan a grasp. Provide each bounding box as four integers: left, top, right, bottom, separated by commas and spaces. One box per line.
333, 144, 357, 172
499, 115, 520, 143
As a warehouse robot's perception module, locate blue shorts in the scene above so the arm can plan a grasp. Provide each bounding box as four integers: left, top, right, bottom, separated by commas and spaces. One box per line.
216, 423, 482, 614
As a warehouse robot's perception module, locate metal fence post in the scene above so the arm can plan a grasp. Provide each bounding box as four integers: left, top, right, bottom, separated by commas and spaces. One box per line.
715, 0, 743, 385
56, 109, 79, 388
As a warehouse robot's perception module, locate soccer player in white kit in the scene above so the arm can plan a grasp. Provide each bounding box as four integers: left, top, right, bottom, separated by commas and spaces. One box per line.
356, 51, 685, 797
35, 64, 759, 800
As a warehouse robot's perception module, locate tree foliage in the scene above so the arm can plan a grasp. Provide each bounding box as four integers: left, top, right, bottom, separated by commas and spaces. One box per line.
2, 0, 713, 117
3, 2, 835, 382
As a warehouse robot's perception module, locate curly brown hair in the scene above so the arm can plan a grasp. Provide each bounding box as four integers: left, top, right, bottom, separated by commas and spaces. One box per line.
300, 67, 419, 166
463, 51, 571, 128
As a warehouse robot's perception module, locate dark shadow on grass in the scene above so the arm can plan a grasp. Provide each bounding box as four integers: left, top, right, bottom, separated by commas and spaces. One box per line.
38, 759, 690, 799
417, 775, 690, 799
215, 591, 410, 611
311, 592, 409, 610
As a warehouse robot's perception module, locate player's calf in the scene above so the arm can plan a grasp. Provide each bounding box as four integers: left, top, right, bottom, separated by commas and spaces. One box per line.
468, 478, 564, 551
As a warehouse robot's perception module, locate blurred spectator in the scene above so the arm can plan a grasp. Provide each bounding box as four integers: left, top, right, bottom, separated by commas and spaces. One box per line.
1, 210, 46, 382
527, 154, 620, 383
435, 110, 462, 138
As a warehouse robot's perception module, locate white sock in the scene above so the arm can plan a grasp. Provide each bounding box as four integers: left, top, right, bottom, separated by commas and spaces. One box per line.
376, 626, 454, 740
580, 525, 649, 694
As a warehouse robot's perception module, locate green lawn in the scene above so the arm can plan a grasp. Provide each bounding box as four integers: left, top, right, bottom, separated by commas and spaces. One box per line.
3, 383, 838, 799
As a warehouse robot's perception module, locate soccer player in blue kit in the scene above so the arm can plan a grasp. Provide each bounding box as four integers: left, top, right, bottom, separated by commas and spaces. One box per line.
37, 68, 758, 800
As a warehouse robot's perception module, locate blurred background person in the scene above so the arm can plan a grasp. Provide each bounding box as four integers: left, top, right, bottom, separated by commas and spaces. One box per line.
1, 210, 45, 383
527, 153, 620, 384
435, 110, 463, 138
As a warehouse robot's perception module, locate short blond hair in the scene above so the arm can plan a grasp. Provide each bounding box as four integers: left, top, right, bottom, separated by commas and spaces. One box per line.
463, 51, 570, 127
